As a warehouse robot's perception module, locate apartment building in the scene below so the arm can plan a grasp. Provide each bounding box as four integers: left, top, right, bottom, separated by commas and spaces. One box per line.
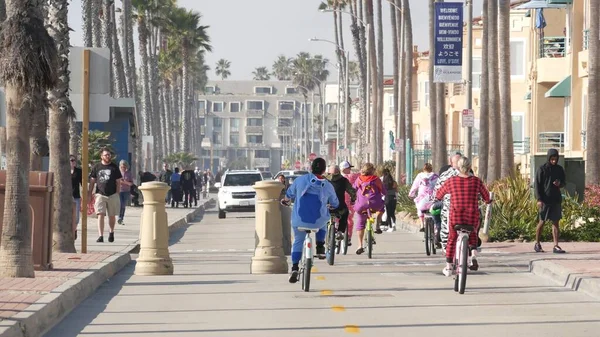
197, 81, 308, 173
322, 82, 360, 161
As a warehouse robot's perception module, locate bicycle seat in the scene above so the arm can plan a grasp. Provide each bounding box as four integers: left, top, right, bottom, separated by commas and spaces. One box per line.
297, 227, 320, 233
455, 224, 475, 232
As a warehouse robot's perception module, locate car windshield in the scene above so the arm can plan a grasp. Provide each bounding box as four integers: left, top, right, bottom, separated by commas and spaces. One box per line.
261, 172, 271, 179
223, 174, 262, 186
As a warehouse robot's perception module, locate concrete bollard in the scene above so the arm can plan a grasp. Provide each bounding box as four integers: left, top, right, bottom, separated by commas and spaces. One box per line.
251, 180, 288, 274
135, 182, 174, 276
280, 203, 292, 256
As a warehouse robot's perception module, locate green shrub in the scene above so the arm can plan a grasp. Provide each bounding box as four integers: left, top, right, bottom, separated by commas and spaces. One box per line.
396, 184, 417, 217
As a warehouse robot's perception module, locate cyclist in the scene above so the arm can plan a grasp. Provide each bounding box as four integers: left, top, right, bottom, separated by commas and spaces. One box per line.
353, 162, 386, 255
432, 153, 463, 252
326, 164, 356, 241
282, 157, 339, 283
409, 163, 439, 232
434, 156, 491, 276
341, 161, 359, 245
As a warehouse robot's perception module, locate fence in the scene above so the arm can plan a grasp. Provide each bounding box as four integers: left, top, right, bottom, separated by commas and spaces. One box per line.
412, 143, 464, 171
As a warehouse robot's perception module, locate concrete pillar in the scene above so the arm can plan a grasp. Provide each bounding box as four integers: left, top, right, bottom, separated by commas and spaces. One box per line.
251, 180, 288, 274
135, 181, 174, 276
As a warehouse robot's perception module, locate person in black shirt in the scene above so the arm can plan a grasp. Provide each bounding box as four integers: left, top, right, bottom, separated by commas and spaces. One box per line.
88, 148, 122, 243
180, 168, 197, 207
70, 155, 82, 240
326, 165, 356, 241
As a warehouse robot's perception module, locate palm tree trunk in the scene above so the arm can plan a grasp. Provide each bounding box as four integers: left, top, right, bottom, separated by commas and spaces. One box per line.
349, 0, 367, 162
586, 0, 600, 185
376, 0, 384, 163
366, 0, 379, 164
110, 3, 126, 98
478, 0, 490, 182
69, 117, 79, 157
92, 0, 101, 47
159, 85, 168, 158
0, 0, 5, 21
30, 92, 48, 171
390, 0, 399, 176
120, 0, 131, 97
124, 0, 141, 175
499, 0, 514, 178
428, 0, 438, 168
138, 18, 151, 134
101, 0, 113, 96
172, 73, 181, 153
82, 0, 92, 47
181, 49, 191, 153
164, 79, 173, 155
403, 0, 413, 169
48, 0, 76, 253
487, 0, 501, 182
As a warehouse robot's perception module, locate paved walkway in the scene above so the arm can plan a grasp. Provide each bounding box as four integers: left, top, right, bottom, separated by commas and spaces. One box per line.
45, 206, 600, 337
0, 197, 214, 337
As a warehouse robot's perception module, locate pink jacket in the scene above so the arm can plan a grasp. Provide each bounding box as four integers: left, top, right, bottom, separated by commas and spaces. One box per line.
343, 173, 359, 211
409, 172, 439, 205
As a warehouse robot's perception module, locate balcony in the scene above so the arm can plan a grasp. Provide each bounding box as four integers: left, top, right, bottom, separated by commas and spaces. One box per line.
247, 142, 265, 148
277, 126, 292, 135
246, 109, 265, 117
245, 126, 263, 135
513, 138, 531, 154
579, 30, 589, 78
452, 83, 464, 96
538, 132, 564, 153
537, 36, 569, 83
230, 126, 240, 133
539, 36, 567, 58
254, 158, 270, 168
278, 110, 294, 118
584, 29, 589, 51
412, 100, 420, 111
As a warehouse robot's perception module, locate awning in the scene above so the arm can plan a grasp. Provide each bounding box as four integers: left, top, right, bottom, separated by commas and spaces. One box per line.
515, 0, 569, 9
524, 91, 532, 100
545, 75, 571, 98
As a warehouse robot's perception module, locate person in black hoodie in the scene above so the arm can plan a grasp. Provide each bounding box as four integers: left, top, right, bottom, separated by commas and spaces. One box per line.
326, 165, 357, 241
534, 148, 566, 254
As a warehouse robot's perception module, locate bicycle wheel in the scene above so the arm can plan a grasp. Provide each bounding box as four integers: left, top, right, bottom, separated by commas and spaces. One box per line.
302, 258, 312, 292
342, 226, 349, 255
428, 219, 436, 255
424, 219, 431, 256
458, 235, 469, 294
367, 228, 373, 259
327, 224, 336, 266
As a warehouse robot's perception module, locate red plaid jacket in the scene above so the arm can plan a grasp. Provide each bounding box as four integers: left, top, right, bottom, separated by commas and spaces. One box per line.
435, 175, 491, 228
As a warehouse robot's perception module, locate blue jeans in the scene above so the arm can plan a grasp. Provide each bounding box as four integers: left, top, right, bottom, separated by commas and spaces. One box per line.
119, 192, 129, 220
73, 198, 81, 226
291, 225, 327, 265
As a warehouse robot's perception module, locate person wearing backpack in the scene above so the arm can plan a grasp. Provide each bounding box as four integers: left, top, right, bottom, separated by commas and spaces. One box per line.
409, 163, 439, 232
282, 157, 339, 284
353, 163, 386, 255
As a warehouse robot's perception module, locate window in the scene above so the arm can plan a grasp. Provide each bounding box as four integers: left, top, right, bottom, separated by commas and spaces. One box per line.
512, 113, 525, 153
285, 87, 298, 94
230, 118, 240, 132
223, 173, 263, 186
247, 118, 263, 126
582, 92, 588, 149
247, 135, 263, 144
564, 97, 571, 149
212, 131, 222, 145
388, 95, 395, 115
198, 100, 206, 111
199, 117, 205, 126
212, 101, 224, 112
213, 117, 222, 127
472, 57, 482, 89
278, 118, 292, 127
279, 101, 295, 110
254, 86, 272, 94
510, 40, 525, 77
247, 100, 264, 110
230, 134, 239, 146
422, 81, 430, 107
204, 86, 215, 94
255, 150, 270, 158
230, 102, 241, 113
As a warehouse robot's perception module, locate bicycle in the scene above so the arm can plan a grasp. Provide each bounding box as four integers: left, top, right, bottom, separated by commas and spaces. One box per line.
364, 209, 377, 259
423, 211, 437, 256
452, 224, 474, 294
297, 226, 319, 292
326, 212, 342, 265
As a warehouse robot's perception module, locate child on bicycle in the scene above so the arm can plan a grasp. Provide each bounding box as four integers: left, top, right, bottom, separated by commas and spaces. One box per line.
352, 163, 386, 255
409, 163, 439, 232
434, 156, 491, 276
282, 158, 339, 284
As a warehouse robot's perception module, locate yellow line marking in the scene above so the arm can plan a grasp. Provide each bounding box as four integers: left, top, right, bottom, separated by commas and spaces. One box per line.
316, 276, 326, 280
344, 325, 360, 333
311, 267, 318, 273
320, 290, 333, 296
331, 305, 346, 312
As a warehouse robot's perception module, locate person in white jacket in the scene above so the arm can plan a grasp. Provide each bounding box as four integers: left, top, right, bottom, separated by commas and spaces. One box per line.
409, 163, 439, 232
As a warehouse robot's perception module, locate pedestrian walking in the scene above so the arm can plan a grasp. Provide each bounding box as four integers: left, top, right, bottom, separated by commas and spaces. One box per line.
70, 155, 82, 240
88, 148, 122, 243
118, 160, 134, 225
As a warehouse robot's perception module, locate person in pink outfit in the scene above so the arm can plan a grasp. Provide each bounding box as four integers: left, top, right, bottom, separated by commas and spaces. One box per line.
341, 161, 359, 246
409, 163, 439, 232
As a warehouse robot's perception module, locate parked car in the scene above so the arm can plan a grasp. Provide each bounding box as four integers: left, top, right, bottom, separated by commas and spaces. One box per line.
215, 169, 263, 219
274, 170, 309, 178
261, 171, 272, 180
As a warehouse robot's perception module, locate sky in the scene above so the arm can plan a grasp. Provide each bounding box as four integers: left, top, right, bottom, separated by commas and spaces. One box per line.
67, 0, 483, 81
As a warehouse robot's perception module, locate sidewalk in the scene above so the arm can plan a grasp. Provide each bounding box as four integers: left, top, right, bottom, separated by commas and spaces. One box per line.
397, 211, 600, 300
0, 197, 215, 337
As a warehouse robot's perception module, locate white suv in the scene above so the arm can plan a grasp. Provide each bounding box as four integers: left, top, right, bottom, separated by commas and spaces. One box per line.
215, 170, 263, 219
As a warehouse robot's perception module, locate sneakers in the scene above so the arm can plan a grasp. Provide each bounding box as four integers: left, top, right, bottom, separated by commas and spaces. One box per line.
442, 267, 453, 277
375, 228, 383, 234
387, 226, 396, 232
117, 218, 124, 225
534, 242, 544, 253
553, 245, 566, 254
108, 232, 115, 243
469, 258, 479, 271
288, 265, 299, 283
96, 236, 104, 243
316, 243, 326, 259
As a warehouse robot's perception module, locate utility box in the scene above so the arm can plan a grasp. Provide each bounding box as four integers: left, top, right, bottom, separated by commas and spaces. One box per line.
0, 171, 54, 270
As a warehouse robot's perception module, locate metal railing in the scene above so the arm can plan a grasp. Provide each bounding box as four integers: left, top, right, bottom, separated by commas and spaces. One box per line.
538, 132, 564, 152
513, 138, 531, 154
247, 142, 265, 148
245, 126, 263, 134
278, 110, 294, 118
277, 126, 292, 135
584, 29, 589, 50
412, 100, 420, 111
539, 36, 567, 58
246, 109, 265, 116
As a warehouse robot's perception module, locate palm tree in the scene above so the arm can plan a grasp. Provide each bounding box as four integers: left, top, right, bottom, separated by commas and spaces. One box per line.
587, 0, 600, 185
167, 7, 211, 153
348, 0, 368, 162
110, 2, 126, 98
390, 0, 400, 178
428, 0, 438, 169
0, 0, 58, 277
376, 0, 384, 163
487, 0, 501, 182
478, 0, 489, 182
272, 55, 293, 80
48, 0, 77, 253
215, 58, 231, 80
403, 0, 413, 167
252, 67, 270, 80
348, 60, 360, 82
499, 0, 514, 178
29, 93, 48, 171
82, 0, 92, 46
92, 0, 102, 47
366, 0, 379, 164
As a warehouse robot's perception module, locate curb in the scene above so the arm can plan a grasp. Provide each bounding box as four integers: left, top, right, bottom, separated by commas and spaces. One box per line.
0, 253, 131, 337
529, 259, 600, 300
0, 198, 215, 337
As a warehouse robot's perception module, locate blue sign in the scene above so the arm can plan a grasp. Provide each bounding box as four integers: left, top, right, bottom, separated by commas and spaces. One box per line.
434, 2, 464, 83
